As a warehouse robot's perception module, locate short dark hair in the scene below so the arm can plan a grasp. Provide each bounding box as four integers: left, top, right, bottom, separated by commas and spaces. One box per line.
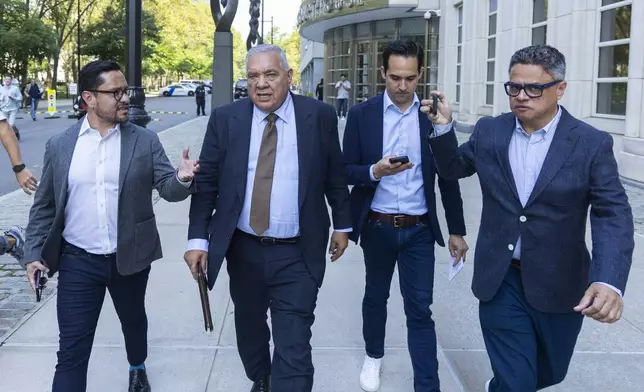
79, 60, 122, 94
340, 73, 347, 78
508, 45, 566, 81
382, 40, 424, 73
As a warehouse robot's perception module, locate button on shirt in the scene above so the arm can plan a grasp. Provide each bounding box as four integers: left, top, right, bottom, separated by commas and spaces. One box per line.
63, 117, 121, 254
510, 106, 562, 260
370, 92, 427, 215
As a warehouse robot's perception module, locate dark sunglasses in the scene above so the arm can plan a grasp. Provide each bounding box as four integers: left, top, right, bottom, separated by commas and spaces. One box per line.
504, 80, 561, 98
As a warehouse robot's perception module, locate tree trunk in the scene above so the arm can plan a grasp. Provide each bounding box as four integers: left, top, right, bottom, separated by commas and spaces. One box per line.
52, 54, 60, 90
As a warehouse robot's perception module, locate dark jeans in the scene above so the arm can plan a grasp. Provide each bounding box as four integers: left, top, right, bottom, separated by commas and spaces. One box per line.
360, 218, 439, 392
30, 98, 39, 119
52, 242, 150, 392
481, 267, 584, 392
196, 98, 206, 115
335, 98, 348, 117
226, 230, 319, 392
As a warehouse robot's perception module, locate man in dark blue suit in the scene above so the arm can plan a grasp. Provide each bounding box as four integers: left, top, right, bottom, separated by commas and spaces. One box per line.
422, 45, 635, 392
184, 45, 352, 392
343, 40, 469, 392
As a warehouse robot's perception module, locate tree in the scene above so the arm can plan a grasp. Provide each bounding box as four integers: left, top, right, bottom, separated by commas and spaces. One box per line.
0, 0, 57, 81
232, 27, 246, 81
81, 0, 161, 70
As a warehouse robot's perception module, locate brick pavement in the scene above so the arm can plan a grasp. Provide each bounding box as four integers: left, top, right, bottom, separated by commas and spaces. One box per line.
0, 116, 207, 341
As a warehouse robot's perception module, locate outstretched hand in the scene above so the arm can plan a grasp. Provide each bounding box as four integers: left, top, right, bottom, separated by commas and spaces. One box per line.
177, 147, 200, 181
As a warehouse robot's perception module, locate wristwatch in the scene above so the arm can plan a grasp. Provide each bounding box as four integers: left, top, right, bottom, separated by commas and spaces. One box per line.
12, 163, 25, 173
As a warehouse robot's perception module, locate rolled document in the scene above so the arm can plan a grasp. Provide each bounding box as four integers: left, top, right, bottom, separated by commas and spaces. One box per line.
197, 269, 214, 332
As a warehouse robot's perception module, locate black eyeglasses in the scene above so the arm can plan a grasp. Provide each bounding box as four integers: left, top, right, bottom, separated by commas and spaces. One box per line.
88, 87, 129, 101
504, 80, 561, 98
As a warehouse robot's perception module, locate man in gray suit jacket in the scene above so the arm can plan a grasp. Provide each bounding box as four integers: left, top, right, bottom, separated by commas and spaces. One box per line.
421, 45, 634, 392
22, 60, 199, 392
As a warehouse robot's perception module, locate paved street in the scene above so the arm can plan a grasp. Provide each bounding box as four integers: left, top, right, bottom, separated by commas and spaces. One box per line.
0, 96, 209, 195
0, 116, 642, 391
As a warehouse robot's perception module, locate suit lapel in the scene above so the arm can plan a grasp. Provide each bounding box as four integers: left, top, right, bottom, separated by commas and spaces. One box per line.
293, 94, 314, 209
526, 110, 579, 206
118, 122, 139, 197
495, 116, 521, 202
58, 123, 82, 201
370, 95, 384, 161
231, 100, 254, 203
418, 111, 433, 179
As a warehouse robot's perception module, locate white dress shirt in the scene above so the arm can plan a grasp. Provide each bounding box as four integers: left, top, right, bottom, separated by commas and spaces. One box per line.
369, 91, 427, 215
63, 116, 191, 255
187, 94, 350, 252
63, 117, 121, 254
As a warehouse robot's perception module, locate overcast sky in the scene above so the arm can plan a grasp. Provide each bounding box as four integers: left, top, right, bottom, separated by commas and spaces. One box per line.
231, 0, 302, 40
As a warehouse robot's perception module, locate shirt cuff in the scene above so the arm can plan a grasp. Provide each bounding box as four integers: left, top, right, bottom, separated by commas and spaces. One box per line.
334, 228, 353, 233
176, 171, 193, 187
187, 239, 209, 252
369, 164, 379, 181
593, 282, 623, 297
430, 120, 454, 138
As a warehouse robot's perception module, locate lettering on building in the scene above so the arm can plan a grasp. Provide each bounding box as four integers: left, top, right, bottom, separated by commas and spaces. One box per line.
297, 0, 366, 26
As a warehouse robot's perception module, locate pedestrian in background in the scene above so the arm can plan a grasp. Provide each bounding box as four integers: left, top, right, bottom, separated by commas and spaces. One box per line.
0, 76, 23, 131
195, 82, 207, 116
27, 79, 43, 121
335, 73, 351, 119
22, 60, 199, 392
316, 78, 324, 101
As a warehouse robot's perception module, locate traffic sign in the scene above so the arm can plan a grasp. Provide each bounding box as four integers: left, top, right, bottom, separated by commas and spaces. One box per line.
47, 89, 56, 114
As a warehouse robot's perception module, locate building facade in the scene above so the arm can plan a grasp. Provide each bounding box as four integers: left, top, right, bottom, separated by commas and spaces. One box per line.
300, 38, 326, 97
298, 0, 644, 182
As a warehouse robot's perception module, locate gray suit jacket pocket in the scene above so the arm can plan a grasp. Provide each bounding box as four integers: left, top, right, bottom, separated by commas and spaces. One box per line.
134, 216, 159, 263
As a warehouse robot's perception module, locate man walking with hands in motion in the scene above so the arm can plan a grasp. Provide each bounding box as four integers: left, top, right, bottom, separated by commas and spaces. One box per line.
22, 60, 199, 392
424, 44, 634, 392
185, 44, 352, 392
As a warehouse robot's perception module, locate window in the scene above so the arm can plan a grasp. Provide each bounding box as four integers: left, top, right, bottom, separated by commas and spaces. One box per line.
532, 0, 548, 45
455, 5, 463, 103
595, 0, 631, 116
486, 0, 497, 105
325, 26, 354, 104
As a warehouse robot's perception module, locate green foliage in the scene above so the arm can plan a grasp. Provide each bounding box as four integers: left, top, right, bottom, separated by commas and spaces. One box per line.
81, 0, 160, 69
0, 0, 58, 78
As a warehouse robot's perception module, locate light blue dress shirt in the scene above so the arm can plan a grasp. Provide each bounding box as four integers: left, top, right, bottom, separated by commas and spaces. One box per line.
187, 94, 350, 252
369, 91, 451, 215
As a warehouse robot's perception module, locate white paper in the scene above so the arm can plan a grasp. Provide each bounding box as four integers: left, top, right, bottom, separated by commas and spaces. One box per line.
448, 255, 464, 281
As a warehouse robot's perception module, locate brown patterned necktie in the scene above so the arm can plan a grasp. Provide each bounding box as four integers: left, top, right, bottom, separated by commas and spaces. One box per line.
250, 113, 278, 235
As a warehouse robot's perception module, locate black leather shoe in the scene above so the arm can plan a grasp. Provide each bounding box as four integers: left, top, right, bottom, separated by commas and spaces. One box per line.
250, 375, 270, 392
129, 368, 151, 392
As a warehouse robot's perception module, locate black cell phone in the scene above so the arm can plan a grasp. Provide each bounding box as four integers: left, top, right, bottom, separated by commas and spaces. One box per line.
389, 156, 409, 165
34, 269, 47, 302
432, 94, 439, 115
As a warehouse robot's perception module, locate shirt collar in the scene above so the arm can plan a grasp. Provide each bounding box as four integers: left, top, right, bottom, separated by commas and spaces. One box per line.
383, 90, 420, 114
515, 105, 562, 135
79, 115, 121, 136
253, 92, 293, 124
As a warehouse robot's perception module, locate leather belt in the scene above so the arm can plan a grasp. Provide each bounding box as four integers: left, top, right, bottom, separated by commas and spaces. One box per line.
511, 259, 521, 268
236, 229, 299, 244
367, 210, 428, 228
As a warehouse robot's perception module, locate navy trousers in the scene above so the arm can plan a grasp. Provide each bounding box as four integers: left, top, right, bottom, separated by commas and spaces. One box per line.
360, 218, 439, 392
226, 230, 319, 392
480, 266, 584, 392
52, 242, 150, 392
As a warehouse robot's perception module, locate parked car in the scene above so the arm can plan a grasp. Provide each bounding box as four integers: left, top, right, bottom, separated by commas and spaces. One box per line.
159, 84, 195, 97
234, 79, 248, 100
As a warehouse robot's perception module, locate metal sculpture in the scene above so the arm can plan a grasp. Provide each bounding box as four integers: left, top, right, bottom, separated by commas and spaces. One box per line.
211, 0, 237, 32
247, 0, 262, 50
210, 0, 239, 107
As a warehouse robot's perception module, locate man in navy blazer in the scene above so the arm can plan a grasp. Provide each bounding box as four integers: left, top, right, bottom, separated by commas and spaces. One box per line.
184, 45, 352, 392
343, 40, 468, 392
423, 45, 635, 392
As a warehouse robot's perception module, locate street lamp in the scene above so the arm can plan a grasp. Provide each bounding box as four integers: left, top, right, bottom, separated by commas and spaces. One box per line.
126, 0, 151, 127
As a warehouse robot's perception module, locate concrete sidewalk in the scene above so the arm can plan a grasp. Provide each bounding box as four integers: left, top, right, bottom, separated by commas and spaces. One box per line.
0, 121, 643, 391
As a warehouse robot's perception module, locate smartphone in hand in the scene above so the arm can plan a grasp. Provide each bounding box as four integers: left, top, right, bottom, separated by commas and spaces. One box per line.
389, 156, 410, 165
